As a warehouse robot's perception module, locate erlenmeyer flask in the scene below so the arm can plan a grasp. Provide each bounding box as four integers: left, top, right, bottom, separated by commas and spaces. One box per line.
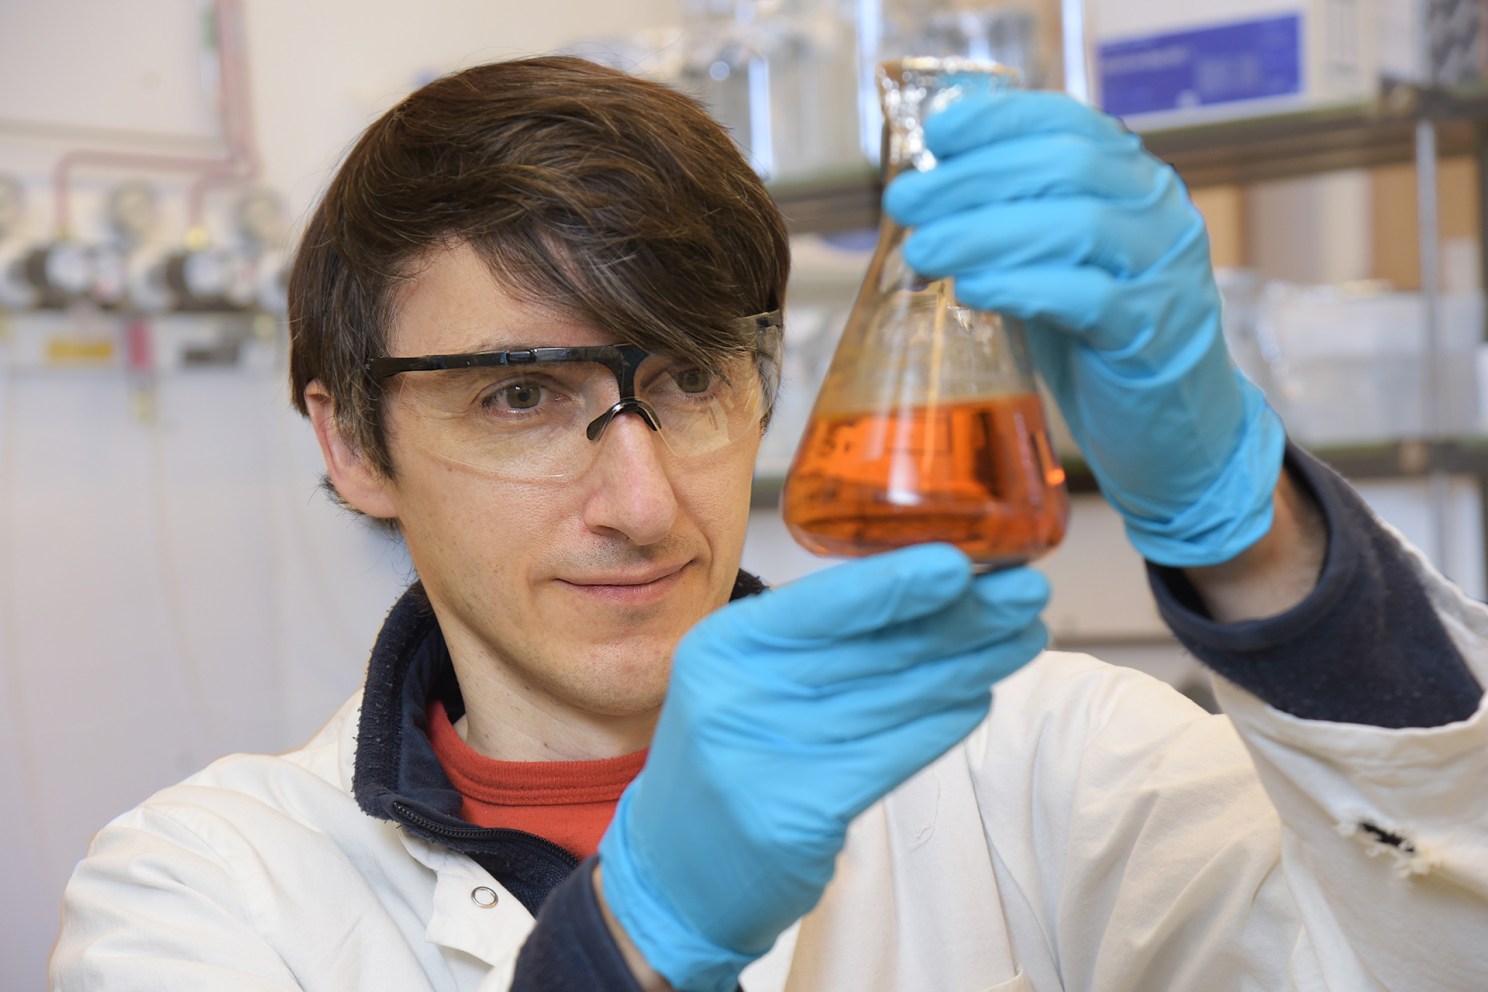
780, 55, 1068, 570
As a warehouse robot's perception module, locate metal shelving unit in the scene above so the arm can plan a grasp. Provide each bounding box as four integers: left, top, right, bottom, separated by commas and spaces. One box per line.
1139, 82, 1488, 186
759, 84, 1488, 565
767, 82, 1488, 234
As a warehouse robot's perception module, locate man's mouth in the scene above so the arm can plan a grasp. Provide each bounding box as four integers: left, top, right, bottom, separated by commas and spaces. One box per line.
558, 561, 692, 603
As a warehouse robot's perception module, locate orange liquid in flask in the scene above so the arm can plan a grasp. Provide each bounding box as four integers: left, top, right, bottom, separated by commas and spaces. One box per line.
782, 392, 1069, 569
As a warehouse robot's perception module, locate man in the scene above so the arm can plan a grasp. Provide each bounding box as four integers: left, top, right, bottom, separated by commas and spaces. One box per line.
53, 56, 1487, 991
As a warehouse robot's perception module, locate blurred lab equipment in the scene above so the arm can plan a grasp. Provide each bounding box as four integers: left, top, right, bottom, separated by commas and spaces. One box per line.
877, 0, 1043, 83
780, 57, 1068, 569
564, 1, 1056, 182
676, 0, 861, 180
1251, 281, 1484, 446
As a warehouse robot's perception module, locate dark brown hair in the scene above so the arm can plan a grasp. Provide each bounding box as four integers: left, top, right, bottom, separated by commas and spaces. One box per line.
288, 55, 790, 479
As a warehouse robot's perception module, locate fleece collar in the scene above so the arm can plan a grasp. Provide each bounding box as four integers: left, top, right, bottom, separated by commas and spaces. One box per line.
351, 571, 769, 838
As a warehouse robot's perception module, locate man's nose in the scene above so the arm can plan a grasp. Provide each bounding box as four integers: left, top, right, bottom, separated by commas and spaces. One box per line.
580, 410, 679, 546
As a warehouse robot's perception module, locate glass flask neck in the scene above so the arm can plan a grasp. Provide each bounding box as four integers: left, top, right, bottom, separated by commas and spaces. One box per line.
876, 56, 1020, 182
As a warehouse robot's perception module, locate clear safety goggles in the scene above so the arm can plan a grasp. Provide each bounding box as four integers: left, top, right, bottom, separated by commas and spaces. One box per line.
368, 311, 783, 482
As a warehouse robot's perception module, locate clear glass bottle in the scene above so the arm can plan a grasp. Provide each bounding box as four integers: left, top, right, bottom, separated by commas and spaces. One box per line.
781, 56, 1069, 570
678, 0, 861, 181
880, 1, 1044, 88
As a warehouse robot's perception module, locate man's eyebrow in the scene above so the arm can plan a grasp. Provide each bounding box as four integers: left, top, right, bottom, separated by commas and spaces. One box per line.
453, 326, 605, 355
437, 335, 548, 355
463, 340, 532, 354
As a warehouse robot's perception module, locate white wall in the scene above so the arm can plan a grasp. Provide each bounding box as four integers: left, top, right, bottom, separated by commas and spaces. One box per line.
0, 2, 679, 988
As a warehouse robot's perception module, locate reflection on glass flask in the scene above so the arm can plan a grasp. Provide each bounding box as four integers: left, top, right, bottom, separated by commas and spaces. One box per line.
781, 55, 1069, 569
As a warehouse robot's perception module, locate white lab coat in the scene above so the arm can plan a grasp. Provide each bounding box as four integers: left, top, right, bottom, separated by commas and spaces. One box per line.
51, 553, 1488, 991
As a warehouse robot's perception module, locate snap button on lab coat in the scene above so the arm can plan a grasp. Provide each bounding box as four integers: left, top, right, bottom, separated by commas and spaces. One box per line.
470, 886, 499, 908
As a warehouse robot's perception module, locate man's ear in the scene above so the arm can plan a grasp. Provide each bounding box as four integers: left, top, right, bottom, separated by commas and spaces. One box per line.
303, 381, 398, 520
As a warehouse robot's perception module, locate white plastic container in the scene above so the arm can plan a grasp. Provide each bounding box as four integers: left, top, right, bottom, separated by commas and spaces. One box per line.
1255, 285, 1484, 445
1085, 0, 1408, 127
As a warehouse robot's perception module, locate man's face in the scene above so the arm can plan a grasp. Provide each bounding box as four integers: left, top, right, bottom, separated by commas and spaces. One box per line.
348, 245, 760, 756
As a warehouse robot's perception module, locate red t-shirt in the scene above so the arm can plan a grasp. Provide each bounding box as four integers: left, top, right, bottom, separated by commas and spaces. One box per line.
426, 699, 645, 861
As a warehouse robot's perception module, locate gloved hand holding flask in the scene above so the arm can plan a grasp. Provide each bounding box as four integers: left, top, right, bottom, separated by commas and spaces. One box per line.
884, 90, 1287, 568
598, 545, 1050, 992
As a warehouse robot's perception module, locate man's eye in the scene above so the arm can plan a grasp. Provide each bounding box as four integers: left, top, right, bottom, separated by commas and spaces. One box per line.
674, 368, 713, 394
492, 382, 544, 410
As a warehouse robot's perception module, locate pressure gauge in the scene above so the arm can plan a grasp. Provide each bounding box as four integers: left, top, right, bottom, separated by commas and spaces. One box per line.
107, 182, 159, 245
125, 248, 176, 313
89, 245, 128, 308
254, 250, 290, 315
0, 250, 38, 308
161, 247, 252, 310
223, 252, 257, 310
23, 242, 93, 304
168, 248, 229, 300
235, 189, 287, 250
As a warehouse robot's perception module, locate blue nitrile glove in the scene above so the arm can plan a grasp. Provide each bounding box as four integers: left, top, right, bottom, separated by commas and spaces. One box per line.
883, 90, 1286, 567
597, 544, 1049, 992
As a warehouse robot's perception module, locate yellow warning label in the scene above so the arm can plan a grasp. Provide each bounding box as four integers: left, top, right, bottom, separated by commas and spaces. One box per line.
45, 337, 116, 364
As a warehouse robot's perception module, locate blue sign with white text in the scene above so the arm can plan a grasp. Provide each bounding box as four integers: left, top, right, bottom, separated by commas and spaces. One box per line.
1098, 14, 1303, 117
